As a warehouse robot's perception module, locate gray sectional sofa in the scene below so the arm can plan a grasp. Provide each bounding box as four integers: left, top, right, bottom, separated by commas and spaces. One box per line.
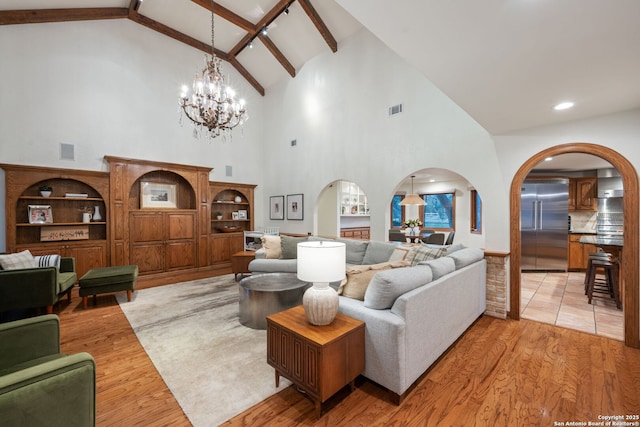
248, 235, 487, 403
338, 246, 486, 403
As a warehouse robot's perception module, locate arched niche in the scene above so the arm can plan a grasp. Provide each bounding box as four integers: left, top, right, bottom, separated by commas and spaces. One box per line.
129, 170, 196, 210
392, 168, 485, 247
509, 143, 639, 348
316, 180, 370, 239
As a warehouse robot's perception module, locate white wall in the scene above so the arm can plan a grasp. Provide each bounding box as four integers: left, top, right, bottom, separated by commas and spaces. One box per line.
258, 29, 509, 250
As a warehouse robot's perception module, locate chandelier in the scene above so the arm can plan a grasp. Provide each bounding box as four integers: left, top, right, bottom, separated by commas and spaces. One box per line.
179, 0, 247, 139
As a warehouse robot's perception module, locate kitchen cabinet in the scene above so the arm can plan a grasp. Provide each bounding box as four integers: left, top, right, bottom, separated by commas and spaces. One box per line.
568, 234, 598, 271
569, 177, 597, 211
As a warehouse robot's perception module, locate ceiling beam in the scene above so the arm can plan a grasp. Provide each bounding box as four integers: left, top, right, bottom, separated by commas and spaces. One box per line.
129, 13, 227, 60
298, 0, 337, 52
259, 34, 296, 78
0, 8, 128, 25
229, 58, 265, 97
191, 0, 254, 33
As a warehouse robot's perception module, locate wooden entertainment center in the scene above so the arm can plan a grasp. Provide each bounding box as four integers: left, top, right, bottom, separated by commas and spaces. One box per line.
2, 157, 256, 286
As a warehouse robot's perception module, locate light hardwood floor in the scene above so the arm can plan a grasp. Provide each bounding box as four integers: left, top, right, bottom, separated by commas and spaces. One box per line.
51, 284, 640, 426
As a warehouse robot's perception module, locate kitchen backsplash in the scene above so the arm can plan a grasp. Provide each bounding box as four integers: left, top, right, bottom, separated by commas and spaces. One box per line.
570, 211, 597, 232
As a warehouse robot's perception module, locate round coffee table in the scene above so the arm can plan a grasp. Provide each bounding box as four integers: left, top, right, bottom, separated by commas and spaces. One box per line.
239, 273, 311, 329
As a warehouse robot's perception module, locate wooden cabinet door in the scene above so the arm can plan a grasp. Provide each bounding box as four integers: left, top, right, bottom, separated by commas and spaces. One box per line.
165, 241, 196, 271
576, 177, 597, 210
67, 242, 107, 278
568, 236, 584, 270
130, 243, 165, 274
130, 212, 164, 243
568, 179, 576, 211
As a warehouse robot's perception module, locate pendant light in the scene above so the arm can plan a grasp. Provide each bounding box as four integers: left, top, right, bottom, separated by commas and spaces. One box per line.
399, 176, 426, 205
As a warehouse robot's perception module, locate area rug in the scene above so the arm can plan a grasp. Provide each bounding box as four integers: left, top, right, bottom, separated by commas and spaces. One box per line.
115, 275, 291, 426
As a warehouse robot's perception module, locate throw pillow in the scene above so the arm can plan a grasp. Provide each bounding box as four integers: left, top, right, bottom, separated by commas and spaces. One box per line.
261, 235, 282, 259
335, 238, 369, 265
388, 246, 410, 262
338, 261, 410, 300
34, 254, 62, 269
411, 243, 447, 266
0, 250, 37, 270
280, 235, 307, 259
445, 243, 466, 255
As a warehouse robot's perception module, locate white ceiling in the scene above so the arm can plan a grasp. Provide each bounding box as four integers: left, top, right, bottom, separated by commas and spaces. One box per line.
336, 0, 640, 135
2, 0, 638, 136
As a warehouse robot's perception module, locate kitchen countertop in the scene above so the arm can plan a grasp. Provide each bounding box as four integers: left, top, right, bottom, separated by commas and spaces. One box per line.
579, 234, 624, 247
569, 230, 597, 234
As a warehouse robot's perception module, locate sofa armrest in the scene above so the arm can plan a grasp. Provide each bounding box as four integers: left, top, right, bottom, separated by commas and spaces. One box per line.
0, 315, 60, 370
0, 267, 58, 313
0, 352, 96, 426
253, 248, 266, 259
60, 257, 75, 273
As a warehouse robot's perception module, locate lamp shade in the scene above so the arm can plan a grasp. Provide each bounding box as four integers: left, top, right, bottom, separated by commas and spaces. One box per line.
297, 241, 346, 283
297, 241, 346, 326
399, 194, 426, 205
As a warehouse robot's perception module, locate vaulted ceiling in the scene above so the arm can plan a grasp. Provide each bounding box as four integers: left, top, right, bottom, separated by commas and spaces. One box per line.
2, 0, 639, 137
0, 0, 361, 96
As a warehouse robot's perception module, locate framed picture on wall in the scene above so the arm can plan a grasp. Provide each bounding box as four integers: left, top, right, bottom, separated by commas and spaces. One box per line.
286, 194, 303, 220
140, 182, 177, 209
270, 196, 284, 220
238, 210, 247, 220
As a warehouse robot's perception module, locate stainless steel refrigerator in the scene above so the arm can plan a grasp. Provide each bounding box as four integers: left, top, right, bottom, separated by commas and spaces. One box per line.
521, 178, 569, 271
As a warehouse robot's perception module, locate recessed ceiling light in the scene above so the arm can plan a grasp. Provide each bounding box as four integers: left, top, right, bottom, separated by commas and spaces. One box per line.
545, 157, 553, 162
554, 102, 574, 111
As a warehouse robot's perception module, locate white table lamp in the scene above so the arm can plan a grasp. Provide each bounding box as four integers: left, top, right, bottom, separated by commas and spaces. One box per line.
297, 241, 346, 325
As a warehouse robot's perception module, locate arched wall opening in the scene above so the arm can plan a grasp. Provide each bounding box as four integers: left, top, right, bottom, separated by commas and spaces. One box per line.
509, 143, 639, 348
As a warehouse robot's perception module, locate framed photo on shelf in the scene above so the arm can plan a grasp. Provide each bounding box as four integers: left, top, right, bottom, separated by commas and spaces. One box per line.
287, 194, 303, 220
140, 182, 177, 209
232, 211, 239, 220
238, 209, 247, 220
28, 205, 53, 224
270, 196, 284, 220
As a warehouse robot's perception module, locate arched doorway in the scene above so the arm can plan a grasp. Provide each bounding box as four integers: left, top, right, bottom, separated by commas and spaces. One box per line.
510, 143, 639, 348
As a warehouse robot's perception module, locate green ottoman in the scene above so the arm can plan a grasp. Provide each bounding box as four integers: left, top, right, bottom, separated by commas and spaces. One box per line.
79, 265, 138, 308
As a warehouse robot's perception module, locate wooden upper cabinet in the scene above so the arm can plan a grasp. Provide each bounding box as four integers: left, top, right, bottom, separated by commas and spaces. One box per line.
568, 177, 597, 211
575, 177, 597, 211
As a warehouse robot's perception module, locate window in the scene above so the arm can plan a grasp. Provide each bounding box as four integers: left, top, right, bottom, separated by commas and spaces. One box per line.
420, 192, 455, 230
390, 194, 405, 228
471, 189, 482, 234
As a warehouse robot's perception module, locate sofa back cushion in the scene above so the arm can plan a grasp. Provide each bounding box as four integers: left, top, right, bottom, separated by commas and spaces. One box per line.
336, 238, 369, 265
364, 265, 432, 309
361, 241, 397, 265
0, 250, 37, 270
447, 247, 485, 269
419, 256, 456, 280
280, 235, 307, 259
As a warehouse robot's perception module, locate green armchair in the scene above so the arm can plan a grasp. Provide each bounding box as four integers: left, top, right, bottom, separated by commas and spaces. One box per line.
0, 257, 77, 314
0, 315, 96, 426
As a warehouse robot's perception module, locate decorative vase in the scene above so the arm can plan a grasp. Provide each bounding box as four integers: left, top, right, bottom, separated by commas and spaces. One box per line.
302, 282, 339, 326
92, 205, 102, 222
40, 190, 52, 197
234, 196, 242, 203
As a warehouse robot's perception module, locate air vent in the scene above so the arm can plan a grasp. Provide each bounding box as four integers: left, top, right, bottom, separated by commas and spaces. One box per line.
60, 143, 74, 160
388, 103, 403, 116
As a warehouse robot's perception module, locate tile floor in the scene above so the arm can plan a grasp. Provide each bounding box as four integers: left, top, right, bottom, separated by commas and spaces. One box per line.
521, 271, 624, 341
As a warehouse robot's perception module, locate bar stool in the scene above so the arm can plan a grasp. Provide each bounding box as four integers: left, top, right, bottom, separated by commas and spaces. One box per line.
585, 258, 621, 309
584, 250, 612, 293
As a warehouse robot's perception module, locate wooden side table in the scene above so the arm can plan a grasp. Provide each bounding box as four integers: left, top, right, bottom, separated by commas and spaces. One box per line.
231, 250, 255, 281
266, 305, 365, 418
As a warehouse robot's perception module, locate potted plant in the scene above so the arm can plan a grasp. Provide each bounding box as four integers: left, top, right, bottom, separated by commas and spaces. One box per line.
215, 211, 223, 220
38, 185, 52, 197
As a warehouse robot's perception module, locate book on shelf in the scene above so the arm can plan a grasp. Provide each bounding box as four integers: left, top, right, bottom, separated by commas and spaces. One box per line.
65, 193, 89, 198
